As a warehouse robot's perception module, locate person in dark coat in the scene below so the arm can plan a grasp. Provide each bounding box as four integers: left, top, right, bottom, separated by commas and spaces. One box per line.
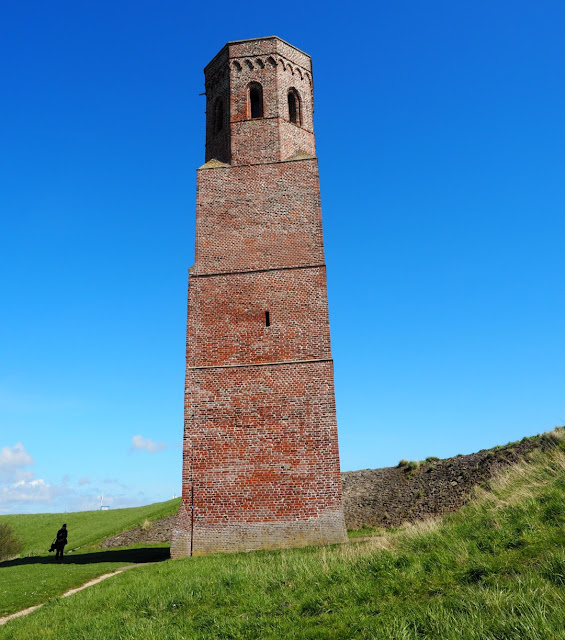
54, 523, 67, 561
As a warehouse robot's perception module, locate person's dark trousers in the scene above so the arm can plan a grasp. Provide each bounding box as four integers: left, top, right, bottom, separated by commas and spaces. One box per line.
55, 547, 64, 561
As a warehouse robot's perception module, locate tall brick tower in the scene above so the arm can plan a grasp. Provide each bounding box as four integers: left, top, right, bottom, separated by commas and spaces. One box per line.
171, 37, 347, 557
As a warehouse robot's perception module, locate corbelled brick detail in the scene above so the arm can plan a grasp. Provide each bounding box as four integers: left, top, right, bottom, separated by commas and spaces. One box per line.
171, 37, 347, 557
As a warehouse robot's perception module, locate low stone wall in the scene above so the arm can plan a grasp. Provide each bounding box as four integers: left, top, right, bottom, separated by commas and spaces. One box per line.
342, 435, 555, 529
99, 515, 176, 548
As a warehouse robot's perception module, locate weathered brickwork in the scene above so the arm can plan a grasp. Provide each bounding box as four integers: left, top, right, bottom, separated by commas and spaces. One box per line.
171, 37, 347, 557
186, 267, 332, 368
194, 159, 324, 274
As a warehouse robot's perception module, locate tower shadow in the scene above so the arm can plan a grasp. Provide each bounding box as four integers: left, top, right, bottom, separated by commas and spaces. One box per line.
1, 546, 170, 567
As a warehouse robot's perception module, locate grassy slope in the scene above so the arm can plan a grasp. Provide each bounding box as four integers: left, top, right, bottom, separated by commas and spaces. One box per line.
0, 498, 180, 556
0, 546, 168, 618
0, 499, 179, 618
2, 431, 564, 640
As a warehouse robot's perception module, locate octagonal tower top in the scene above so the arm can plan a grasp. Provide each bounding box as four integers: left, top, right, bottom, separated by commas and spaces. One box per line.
203, 36, 316, 166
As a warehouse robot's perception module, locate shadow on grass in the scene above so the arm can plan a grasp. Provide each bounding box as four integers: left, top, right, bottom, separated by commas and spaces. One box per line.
1, 546, 170, 567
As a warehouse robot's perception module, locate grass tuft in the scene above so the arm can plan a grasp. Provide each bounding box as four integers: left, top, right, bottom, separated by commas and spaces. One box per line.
0, 523, 23, 562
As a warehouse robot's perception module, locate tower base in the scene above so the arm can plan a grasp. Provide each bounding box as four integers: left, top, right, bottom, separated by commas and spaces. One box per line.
171, 503, 347, 558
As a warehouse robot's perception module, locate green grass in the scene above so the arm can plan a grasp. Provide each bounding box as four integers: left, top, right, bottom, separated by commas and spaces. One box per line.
0, 498, 180, 556
0, 499, 179, 617
0, 545, 169, 617
2, 430, 564, 639
346, 525, 385, 539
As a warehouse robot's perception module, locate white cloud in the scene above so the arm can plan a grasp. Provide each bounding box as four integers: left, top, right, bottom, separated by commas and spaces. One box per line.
0, 444, 72, 511
131, 434, 166, 454
0, 478, 68, 504
78, 476, 91, 485
0, 442, 34, 482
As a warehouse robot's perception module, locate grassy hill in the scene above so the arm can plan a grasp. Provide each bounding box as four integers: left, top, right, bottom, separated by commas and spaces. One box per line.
0, 499, 180, 618
0, 498, 180, 556
2, 429, 564, 639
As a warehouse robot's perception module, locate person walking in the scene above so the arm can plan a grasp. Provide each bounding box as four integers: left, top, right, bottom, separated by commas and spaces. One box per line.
54, 523, 67, 562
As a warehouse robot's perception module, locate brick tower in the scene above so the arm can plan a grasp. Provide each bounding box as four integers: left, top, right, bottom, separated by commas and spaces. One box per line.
171, 37, 347, 557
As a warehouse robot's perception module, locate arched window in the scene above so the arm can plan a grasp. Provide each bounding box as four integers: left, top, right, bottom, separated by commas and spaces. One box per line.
248, 83, 263, 119
288, 89, 301, 125
213, 98, 224, 133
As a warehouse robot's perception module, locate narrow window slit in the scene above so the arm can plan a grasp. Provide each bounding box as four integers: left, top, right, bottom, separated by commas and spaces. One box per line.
288, 89, 301, 125
265, 311, 270, 327
214, 99, 224, 133
249, 83, 264, 119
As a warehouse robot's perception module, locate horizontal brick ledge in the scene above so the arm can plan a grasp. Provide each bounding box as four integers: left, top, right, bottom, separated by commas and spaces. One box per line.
190, 263, 326, 278
187, 357, 332, 371
197, 155, 318, 171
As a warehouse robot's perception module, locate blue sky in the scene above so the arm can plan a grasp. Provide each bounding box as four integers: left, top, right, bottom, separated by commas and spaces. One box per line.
1, 1, 564, 514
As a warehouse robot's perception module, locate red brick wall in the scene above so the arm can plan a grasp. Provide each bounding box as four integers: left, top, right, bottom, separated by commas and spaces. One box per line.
186, 267, 331, 368
186, 362, 342, 521
194, 159, 324, 274
172, 37, 346, 557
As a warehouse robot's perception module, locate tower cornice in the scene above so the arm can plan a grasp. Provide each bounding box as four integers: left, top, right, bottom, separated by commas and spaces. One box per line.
204, 36, 311, 75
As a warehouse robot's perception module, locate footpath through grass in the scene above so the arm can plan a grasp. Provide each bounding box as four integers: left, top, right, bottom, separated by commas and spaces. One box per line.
0, 498, 180, 556
0, 499, 179, 618
0, 545, 169, 618
2, 430, 564, 639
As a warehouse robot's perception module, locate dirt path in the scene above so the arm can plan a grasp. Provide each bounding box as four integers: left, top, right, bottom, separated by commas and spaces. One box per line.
0, 563, 151, 627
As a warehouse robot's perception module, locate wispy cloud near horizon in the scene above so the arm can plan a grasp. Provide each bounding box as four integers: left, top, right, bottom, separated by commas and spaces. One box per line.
0, 478, 68, 505
130, 434, 166, 454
